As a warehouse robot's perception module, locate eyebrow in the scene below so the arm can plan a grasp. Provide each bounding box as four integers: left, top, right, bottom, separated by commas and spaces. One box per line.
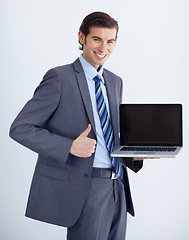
92, 36, 116, 42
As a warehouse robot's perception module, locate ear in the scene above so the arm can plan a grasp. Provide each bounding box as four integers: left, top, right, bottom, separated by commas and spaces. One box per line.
78, 31, 85, 45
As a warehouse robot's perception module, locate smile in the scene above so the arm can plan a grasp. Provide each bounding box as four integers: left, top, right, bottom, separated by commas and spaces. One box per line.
95, 52, 107, 58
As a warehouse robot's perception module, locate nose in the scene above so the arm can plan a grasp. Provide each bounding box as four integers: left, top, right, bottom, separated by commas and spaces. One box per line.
99, 42, 107, 53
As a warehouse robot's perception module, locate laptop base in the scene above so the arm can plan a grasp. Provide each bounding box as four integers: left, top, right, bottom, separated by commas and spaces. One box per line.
111, 146, 182, 158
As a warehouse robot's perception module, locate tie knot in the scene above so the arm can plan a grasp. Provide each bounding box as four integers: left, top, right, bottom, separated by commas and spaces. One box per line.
93, 75, 101, 83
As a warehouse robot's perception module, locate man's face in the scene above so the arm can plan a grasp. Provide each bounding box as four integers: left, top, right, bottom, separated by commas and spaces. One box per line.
78, 26, 117, 70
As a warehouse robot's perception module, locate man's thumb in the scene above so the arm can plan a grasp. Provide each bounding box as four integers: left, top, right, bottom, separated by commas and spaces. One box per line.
80, 124, 91, 137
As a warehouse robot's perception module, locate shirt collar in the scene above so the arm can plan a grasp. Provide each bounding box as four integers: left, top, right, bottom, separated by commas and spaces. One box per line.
79, 55, 104, 82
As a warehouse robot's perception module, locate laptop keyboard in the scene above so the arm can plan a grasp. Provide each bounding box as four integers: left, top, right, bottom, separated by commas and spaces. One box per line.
120, 146, 177, 152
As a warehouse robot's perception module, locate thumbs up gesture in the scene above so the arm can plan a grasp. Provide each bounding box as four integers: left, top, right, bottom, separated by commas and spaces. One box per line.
70, 124, 97, 158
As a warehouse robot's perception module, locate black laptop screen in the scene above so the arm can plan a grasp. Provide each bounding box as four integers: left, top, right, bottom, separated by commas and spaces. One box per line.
120, 104, 182, 146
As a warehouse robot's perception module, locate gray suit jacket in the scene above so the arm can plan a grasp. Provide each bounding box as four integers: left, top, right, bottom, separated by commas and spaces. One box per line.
10, 58, 142, 227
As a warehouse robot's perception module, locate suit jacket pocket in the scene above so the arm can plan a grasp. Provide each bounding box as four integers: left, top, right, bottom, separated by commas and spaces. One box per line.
36, 163, 70, 181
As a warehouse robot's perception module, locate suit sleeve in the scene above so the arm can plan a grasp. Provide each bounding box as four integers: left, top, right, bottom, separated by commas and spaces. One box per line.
119, 77, 143, 173
120, 158, 143, 173
9, 69, 73, 165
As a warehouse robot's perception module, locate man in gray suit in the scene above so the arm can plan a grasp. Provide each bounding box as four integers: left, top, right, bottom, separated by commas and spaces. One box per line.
10, 12, 143, 240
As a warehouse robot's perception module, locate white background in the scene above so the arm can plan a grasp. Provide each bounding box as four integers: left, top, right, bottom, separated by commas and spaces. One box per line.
1, 0, 189, 239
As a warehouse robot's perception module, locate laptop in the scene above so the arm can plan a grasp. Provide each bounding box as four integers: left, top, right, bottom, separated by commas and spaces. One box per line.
111, 104, 183, 158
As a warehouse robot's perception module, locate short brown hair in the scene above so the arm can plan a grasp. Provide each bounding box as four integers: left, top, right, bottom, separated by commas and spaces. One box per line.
79, 12, 119, 50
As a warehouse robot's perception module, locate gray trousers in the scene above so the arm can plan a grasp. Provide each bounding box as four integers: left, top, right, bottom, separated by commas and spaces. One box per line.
67, 176, 127, 240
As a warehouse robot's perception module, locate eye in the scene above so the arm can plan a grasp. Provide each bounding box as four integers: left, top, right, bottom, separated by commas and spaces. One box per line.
94, 38, 100, 42
108, 40, 115, 44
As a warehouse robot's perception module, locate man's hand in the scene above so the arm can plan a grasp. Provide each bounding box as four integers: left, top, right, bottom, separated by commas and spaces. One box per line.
133, 157, 159, 160
70, 124, 97, 158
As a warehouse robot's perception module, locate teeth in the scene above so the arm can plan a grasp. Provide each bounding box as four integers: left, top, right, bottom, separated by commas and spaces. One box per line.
96, 53, 106, 58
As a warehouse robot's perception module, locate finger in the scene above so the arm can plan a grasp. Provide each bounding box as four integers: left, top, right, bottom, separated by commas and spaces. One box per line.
133, 157, 160, 160
80, 124, 91, 137
133, 158, 144, 160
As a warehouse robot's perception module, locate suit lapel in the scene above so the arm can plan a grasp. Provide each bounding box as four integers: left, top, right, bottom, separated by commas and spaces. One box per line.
73, 59, 96, 136
103, 70, 119, 146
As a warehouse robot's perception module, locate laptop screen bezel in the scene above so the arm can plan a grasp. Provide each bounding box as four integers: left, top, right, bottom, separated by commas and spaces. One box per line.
120, 104, 183, 147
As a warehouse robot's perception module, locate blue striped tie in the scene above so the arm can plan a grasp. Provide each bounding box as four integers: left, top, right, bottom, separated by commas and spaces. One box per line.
94, 75, 123, 179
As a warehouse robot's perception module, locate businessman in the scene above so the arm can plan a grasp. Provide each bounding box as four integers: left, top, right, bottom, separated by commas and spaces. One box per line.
10, 12, 143, 240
